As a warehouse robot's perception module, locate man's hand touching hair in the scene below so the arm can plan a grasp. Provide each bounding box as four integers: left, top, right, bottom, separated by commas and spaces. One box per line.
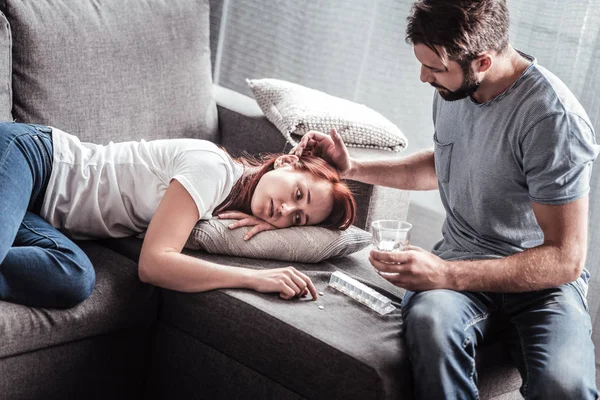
290, 128, 353, 176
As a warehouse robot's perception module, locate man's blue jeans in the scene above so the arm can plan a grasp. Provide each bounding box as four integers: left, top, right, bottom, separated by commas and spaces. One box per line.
402, 274, 598, 400
0, 122, 95, 308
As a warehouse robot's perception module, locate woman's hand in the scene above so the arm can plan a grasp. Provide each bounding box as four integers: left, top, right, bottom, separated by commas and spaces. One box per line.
290, 128, 353, 176
248, 267, 318, 300
218, 210, 277, 240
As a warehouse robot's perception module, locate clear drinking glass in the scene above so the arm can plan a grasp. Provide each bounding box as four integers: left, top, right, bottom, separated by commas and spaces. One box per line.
371, 220, 412, 252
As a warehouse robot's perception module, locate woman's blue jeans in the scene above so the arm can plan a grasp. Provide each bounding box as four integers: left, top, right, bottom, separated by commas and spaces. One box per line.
0, 122, 95, 308
402, 275, 598, 400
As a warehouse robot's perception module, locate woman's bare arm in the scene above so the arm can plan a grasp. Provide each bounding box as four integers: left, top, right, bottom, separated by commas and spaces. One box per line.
138, 179, 317, 299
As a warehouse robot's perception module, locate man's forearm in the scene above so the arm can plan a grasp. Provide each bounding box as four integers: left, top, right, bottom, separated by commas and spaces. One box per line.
346, 149, 438, 190
448, 243, 585, 292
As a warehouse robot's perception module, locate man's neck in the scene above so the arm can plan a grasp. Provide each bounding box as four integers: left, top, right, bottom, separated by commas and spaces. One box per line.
471, 47, 531, 104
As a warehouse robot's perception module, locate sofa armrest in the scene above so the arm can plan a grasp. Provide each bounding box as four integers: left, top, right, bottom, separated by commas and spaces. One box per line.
214, 84, 411, 230
214, 84, 288, 156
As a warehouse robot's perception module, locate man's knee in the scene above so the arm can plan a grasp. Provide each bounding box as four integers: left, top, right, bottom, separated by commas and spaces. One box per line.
527, 367, 597, 400
403, 290, 470, 348
404, 290, 465, 327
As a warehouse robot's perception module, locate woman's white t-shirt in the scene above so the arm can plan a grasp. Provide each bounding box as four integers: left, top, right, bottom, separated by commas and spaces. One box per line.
40, 127, 243, 240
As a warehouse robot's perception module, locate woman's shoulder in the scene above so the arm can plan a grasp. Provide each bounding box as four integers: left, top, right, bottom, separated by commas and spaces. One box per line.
149, 138, 228, 159
167, 139, 241, 175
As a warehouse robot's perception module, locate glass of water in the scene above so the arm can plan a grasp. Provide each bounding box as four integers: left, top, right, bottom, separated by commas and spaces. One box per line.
371, 220, 412, 252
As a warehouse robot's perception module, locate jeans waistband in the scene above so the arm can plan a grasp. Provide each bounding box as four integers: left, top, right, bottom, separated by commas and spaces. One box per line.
0, 122, 55, 213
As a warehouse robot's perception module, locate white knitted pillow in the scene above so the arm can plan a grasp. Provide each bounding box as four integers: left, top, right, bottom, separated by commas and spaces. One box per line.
247, 78, 407, 152
185, 219, 372, 263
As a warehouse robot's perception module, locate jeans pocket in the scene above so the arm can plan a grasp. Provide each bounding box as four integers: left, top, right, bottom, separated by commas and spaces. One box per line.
434, 132, 453, 184
570, 274, 590, 312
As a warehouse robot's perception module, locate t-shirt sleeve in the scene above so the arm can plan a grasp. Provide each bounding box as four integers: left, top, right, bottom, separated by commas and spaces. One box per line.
522, 112, 599, 205
170, 150, 235, 218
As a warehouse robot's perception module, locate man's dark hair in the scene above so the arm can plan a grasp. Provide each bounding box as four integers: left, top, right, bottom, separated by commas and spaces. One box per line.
406, 0, 510, 67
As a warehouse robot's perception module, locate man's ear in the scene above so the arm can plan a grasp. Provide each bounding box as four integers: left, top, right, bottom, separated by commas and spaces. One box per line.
274, 154, 299, 169
474, 52, 493, 73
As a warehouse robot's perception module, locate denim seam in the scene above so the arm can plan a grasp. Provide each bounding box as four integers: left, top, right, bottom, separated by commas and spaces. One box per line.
571, 280, 589, 312
463, 312, 489, 331
514, 322, 530, 398
463, 312, 488, 400
462, 334, 481, 400
20, 221, 59, 250
0, 132, 29, 168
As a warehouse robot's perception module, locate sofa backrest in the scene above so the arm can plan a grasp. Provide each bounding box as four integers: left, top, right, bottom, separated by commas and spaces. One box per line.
0, 11, 10, 122
0, 0, 218, 144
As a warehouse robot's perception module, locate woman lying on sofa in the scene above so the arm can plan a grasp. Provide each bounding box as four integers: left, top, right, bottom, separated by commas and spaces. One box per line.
0, 122, 356, 309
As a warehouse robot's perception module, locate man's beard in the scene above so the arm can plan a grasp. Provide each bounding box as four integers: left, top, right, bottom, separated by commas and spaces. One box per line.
431, 63, 481, 101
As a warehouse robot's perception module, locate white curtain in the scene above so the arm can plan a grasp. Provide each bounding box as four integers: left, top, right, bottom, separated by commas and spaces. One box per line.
211, 0, 600, 214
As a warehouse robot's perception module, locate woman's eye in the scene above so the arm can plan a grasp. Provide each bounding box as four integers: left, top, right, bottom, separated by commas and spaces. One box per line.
296, 188, 302, 201
294, 213, 302, 225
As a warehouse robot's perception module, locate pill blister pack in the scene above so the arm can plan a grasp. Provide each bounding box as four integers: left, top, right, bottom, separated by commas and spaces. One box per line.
328, 271, 396, 315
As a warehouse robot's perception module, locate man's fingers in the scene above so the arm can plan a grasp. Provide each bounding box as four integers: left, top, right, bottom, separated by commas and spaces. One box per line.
329, 128, 346, 147
376, 270, 405, 285
369, 255, 403, 273
292, 130, 334, 157
292, 142, 305, 156
293, 138, 317, 156
370, 249, 412, 264
305, 130, 330, 143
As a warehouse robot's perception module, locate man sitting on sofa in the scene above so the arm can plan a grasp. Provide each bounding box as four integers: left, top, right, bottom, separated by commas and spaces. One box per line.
292, 0, 599, 398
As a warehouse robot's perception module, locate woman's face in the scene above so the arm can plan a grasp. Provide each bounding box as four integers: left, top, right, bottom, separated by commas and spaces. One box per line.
251, 160, 334, 229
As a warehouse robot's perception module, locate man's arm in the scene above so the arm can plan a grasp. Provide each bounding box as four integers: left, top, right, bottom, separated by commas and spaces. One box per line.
371, 196, 588, 292
348, 148, 438, 191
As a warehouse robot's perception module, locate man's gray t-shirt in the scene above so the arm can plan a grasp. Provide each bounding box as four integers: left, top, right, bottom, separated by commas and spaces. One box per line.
431, 53, 599, 261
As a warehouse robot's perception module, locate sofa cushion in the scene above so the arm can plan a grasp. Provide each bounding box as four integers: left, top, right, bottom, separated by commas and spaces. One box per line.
104, 235, 522, 398
163, 248, 410, 399
1, 0, 217, 143
0, 241, 158, 359
247, 78, 408, 152
184, 218, 372, 263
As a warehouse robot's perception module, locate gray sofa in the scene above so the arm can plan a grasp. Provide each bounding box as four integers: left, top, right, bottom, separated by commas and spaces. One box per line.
0, 1, 598, 400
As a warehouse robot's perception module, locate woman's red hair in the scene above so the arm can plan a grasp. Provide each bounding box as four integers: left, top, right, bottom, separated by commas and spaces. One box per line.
216, 153, 356, 230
